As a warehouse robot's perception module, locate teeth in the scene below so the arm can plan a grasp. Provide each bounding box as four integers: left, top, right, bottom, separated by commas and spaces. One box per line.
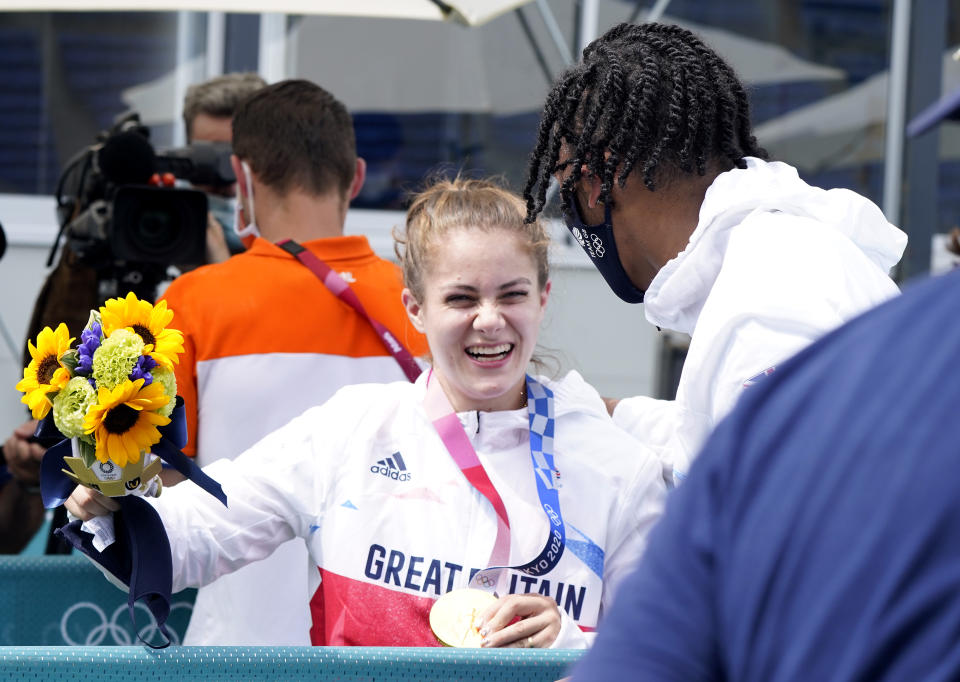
466, 343, 512, 357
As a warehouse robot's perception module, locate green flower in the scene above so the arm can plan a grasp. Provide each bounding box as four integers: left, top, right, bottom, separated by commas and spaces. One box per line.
52, 376, 97, 438
92, 328, 145, 390
153, 366, 178, 418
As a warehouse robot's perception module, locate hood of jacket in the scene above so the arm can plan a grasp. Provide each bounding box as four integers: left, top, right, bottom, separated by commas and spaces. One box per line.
643, 157, 907, 334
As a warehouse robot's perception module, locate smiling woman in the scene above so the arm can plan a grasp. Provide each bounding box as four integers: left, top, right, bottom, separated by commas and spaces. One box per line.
65, 176, 666, 650
398, 178, 550, 413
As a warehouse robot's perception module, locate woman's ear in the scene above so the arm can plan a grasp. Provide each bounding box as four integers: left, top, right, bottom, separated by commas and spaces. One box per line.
540, 280, 552, 311
401, 288, 425, 333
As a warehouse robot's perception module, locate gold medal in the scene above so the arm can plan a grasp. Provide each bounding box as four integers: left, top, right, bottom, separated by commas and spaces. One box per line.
429, 588, 498, 647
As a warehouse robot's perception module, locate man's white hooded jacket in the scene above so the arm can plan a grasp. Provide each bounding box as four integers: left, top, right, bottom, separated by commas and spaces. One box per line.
613, 157, 907, 481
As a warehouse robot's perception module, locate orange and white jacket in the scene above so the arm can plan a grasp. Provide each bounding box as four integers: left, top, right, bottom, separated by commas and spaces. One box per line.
160, 234, 427, 645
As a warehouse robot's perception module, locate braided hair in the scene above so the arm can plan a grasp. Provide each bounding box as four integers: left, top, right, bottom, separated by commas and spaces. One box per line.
523, 22, 767, 221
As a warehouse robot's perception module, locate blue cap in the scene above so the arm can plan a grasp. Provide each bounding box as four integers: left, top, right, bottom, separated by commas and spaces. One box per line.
907, 86, 960, 137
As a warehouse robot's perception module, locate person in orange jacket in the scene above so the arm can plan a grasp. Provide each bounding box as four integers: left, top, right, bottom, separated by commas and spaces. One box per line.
158, 79, 427, 646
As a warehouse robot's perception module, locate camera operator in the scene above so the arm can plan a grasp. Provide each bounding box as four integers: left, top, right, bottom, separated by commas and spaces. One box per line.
182, 72, 266, 263
0, 72, 266, 555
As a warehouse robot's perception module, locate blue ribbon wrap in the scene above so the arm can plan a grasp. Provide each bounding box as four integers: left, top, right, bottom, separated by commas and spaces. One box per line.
39, 396, 228, 648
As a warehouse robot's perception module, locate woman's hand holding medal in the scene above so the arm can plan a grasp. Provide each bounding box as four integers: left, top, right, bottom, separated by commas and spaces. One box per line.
429, 589, 562, 648
477, 594, 562, 648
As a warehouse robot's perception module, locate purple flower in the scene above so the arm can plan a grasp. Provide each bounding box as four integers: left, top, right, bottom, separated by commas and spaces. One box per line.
76, 323, 102, 375
129, 354, 157, 386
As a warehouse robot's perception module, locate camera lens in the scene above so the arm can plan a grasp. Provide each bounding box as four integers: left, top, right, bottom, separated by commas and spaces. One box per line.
135, 208, 179, 251
111, 185, 207, 264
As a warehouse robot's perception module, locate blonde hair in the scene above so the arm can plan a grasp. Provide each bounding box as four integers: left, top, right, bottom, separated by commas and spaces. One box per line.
396, 176, 550, 302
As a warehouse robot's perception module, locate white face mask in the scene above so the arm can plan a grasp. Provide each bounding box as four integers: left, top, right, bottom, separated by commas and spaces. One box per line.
234, 160, 261, 241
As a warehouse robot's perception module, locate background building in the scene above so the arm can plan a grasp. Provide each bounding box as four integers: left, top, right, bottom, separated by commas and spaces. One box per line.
0, 0, 956, 439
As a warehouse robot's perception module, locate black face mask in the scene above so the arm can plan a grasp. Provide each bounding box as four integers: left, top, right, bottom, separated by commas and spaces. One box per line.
562, 193, 646, 304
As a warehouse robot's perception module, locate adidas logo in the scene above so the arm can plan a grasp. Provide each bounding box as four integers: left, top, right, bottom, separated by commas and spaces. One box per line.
370, 451, 411, 482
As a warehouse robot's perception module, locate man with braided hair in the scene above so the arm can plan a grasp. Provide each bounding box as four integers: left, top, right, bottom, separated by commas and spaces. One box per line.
524, 22, 907, 483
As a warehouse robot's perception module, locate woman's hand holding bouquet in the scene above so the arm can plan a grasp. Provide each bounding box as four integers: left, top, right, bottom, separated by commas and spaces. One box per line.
15, 291, 225, 648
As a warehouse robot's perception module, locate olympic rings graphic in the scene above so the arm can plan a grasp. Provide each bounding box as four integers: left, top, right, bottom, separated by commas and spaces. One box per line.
476, 574, 496, 588
590, 234, 605, 257
59, 600, 193, 645
570, 228, 606, 258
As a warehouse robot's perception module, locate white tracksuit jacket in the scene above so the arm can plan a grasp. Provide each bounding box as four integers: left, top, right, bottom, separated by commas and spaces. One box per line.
613, 157, 907, 482
152, 370, 666, 648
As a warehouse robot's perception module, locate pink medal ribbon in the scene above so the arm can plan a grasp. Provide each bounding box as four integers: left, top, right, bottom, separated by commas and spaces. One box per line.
423, 370, 565, 594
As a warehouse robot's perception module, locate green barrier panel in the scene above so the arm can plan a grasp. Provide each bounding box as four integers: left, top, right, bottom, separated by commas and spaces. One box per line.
0, 556, 584, 679
0, 556, 196, 646
0, 646, 583, 680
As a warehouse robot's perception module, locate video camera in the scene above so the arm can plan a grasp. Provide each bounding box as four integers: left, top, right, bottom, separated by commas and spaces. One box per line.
52, 112, 235, 301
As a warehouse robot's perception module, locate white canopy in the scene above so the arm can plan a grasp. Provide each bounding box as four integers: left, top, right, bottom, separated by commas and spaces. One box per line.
0, 0, 532, 26
120, 6, 846, 118
756, 47, 960, 171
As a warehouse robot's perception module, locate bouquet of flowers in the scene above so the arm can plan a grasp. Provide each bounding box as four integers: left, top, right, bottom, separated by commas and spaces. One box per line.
16, 291, 183, 498
15, 291, 225, 648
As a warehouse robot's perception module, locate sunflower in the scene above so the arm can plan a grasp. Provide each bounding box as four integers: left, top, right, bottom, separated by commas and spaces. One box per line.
99, 292, 184, 371
82, 378, 171, 467
16, 323, 74, 419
